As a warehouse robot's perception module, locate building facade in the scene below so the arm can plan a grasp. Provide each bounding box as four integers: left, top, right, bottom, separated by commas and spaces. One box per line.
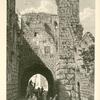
7, 0, 20, 100
7, 0, 94, 100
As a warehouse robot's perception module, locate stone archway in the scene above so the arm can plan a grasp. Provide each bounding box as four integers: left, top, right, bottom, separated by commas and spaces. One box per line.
20, 63, 55, 98
7, 0, 80, 99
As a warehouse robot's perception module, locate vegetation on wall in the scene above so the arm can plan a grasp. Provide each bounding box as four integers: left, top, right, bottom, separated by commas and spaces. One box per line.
81, 44, 95, 83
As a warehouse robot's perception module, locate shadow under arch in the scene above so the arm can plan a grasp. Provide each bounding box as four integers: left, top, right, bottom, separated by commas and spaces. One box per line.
20, 63, 55, 98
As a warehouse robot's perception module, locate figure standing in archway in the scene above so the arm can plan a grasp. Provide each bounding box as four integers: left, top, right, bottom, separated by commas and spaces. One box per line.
25, 80, 35, 99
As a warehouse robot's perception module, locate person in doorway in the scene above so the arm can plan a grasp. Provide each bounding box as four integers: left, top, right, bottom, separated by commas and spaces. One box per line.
32, 83, 36, 93
40, 86, 44, 97
41, 90, 47, 100
25, 80, 34, 98
37, 87, 41, 100
25, 82, 30, 98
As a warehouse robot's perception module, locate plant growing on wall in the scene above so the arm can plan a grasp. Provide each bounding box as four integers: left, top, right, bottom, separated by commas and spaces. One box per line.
81, 44, 95, 83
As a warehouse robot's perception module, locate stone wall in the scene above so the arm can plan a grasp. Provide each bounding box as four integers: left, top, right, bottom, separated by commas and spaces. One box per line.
21, 13, 59, 78
75, 32, 95, 100
55, 0, 80, 100
6, 0, 95, 100
21, 0, 81, 100
7, 0, 20, 100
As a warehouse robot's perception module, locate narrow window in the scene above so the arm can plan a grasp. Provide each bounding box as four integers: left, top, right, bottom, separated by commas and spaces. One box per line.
34, 32, 38, 37
44, 46, 50, 54
54, 21, 58, 29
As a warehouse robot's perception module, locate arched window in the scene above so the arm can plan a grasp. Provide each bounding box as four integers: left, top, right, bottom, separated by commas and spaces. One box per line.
54, 21, 58, 29
44, 46, 51, 54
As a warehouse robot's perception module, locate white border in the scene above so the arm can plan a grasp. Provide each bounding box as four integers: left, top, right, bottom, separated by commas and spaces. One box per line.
95, 0, 100, 100
0, 0, 6, 99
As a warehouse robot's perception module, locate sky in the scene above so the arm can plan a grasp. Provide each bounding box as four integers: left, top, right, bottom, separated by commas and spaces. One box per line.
16, 0, 95, 35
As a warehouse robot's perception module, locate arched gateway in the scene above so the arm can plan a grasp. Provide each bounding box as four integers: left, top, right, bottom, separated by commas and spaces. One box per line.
21, 63, 55, 98
7, 0, 80, 100
18, 35, 56, 98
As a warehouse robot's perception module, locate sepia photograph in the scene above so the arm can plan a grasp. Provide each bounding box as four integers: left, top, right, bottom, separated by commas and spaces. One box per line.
6, 0, 95, 100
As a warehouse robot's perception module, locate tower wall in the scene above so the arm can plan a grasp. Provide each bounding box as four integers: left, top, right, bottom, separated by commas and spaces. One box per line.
55, 0, 80, 100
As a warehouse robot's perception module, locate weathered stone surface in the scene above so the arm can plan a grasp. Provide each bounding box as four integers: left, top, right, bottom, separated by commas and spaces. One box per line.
56, 0, 80, 99
7, 0, 91, 100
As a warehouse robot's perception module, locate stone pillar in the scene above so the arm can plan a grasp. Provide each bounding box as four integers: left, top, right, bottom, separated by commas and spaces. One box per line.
55, 0, 79, 100
7, 0, 20, 100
